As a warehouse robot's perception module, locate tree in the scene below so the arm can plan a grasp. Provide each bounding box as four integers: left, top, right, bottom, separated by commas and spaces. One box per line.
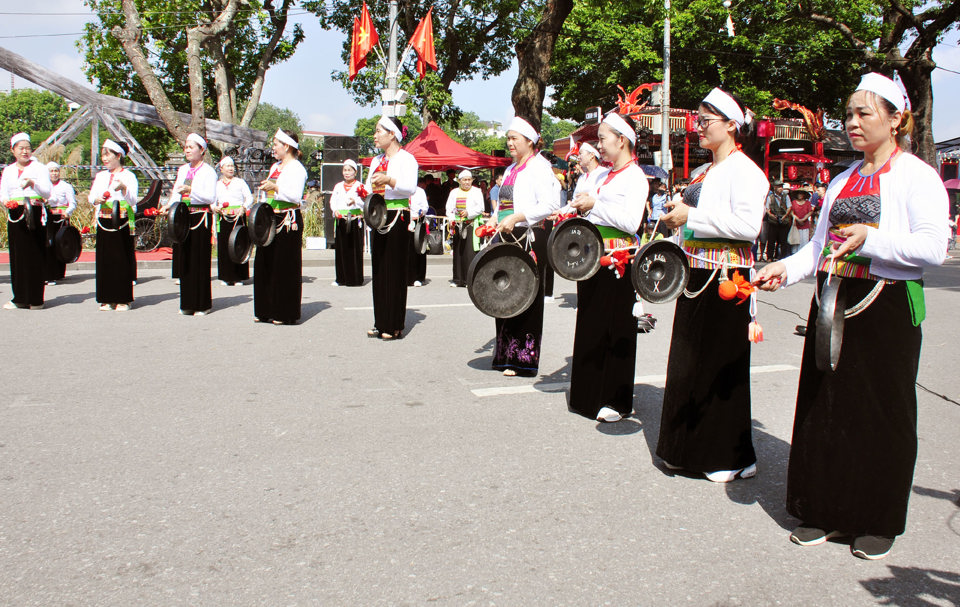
0, 89, 71, 163
353, 114, 424, 156
549, 0, 864, 125
305, 0, 533, 125
79, 0, 303, 146
511, 0, 574, 131
798, 0, 960, 165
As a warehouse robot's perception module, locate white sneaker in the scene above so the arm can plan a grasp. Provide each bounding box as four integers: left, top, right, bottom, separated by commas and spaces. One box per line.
174, 279, 180, 285
704, 462, 757, 483
596, 407, 622, 423
220, 280, 229, 286
413, 280, 422, 287
544, 295, 554, 302
47, 281, 57, 286
449, 282, 457, 287
115, 303, 130, 311
331, 281, 339, 286
99, 304, 113, 311
3, 301, 17, 310
196, 309, 210, 316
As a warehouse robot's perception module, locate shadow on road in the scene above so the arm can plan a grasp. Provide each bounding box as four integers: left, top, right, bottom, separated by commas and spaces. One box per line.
301, 300, 332, 323
402, 309, 427, 335
133, 292, 179, 307
860, 566, 960, 606
46, 292, 95, 307
724, 420, 794, 531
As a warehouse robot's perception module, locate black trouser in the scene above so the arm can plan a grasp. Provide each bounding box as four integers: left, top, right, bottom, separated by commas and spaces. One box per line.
764, 220, 790, 260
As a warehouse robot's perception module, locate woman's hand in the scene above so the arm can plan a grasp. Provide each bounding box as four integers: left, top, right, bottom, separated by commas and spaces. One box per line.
660, 200, 690, 229
259, 179, 277, 193
115, 182, 128, 195
370, 173, 393, 188
499, 213, 520, 233
827, 224, 869, 260
570, 192, 596, 214
755, 261, 788, 291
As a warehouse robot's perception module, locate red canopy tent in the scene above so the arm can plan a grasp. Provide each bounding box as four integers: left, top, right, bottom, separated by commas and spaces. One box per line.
361, 121, 511, 171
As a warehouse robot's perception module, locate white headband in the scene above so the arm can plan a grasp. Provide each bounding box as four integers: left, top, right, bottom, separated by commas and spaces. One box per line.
10, 132, 29, 148
218, 156, 234, 167
343, 159, 358, 171
702, 88, 745, 127
458, 169, 473, 180
377, 116, 403, 143
602, 113, 637, 145
579, 142, 600, 161
507, 116, 540, 143
103, 139, 126, 157
186, 133, 207, 150
508, 117, 539, 144
856, 72, 906, 114
274, 128, 299, 150
46, 161, 60, 170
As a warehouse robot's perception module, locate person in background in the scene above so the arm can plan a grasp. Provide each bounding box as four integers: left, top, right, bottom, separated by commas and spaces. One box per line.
44, 161, 77, 285
646, 179, 672, 238
764, 180, 791, 260
407, 179, 428, 288
787, 188, 813, 254
213, 156, 253, 286
329, 159, 365, 287
445, 169, 484, 288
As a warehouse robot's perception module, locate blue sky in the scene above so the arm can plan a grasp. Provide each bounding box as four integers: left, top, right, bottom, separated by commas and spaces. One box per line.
2, 0, 959, 143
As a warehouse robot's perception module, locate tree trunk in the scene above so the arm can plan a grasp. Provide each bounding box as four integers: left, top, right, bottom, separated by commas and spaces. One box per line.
185, 29, 208, 139
897, 59, 937, 166
511, 0, 573, 133
239, 0, 293, 128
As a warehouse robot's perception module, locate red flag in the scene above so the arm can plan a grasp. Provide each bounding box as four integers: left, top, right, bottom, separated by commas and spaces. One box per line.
348, 16, 361, 81
409, 8, 437, 79
357, 2, 379, 59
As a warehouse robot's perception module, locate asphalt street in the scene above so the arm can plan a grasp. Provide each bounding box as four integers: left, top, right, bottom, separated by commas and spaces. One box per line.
1, 252, 958, 606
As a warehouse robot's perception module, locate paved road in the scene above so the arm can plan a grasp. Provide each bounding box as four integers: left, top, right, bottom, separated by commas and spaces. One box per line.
1, 256, 958, 605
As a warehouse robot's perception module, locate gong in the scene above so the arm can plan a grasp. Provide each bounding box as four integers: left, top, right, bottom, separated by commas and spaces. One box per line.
467, 243, 539, 319
168, 200, 190, 244
546, 217, 603, 282
363, 194, 387, 230
249, 202, 277, 247
631, 239, 690, 304
228, 222, 253, 264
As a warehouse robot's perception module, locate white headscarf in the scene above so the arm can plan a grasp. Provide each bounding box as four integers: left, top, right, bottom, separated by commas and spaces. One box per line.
601, 113, 637, 145
186, 133, 207, 150
507, 117, 539, 144
103, 139, 126, 157
274, 128, 299, 150
702, 88, 745, 128
855, 72, 906, 113
377, 116, 403, 143
9, 132, 30, 149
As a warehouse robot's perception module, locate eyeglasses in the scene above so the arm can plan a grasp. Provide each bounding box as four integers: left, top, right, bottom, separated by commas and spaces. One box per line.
695, 117, 725, 129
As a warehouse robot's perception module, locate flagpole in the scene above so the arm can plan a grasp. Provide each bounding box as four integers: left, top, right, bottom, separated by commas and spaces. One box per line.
660, 0, 671, 179
386, 0, 399, 114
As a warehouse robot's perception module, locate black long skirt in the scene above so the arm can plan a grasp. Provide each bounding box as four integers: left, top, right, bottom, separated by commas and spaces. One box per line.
253, 210, 302, 324
95, 217, 134, 305
657, 267, 756, 472
178, 211, 212, 313
451, 225, 476, 287
217, 214, 250, 284
7, 205, 46, 306
407, 230, 426, 286
43, 215, 67, 282
787, 275, 920, 537
492, 226, 546, 375
542, 219, 555, 297
171, 241, 181, 279
334, 216, 364, 286
370, 209, 410, 335
569, 264, 638, 418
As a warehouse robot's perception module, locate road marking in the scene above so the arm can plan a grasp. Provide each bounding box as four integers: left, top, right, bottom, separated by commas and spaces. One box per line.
344, 303, 476, 311
471, 364, 799, 397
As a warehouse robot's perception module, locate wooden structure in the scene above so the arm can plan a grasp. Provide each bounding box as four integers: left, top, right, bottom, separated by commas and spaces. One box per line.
0, 46, 267, 179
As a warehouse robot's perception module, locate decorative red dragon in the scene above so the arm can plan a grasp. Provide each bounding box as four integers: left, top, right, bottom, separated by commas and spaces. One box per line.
772, 98, 826, 141
615, 82, 661, 115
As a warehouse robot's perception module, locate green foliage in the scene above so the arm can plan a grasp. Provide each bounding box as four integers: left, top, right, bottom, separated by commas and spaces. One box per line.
0, 89, 71, 163
549, 0, 866, 123
246, 102, 303, 141
304, 0, 537, 122
354, 114, 424, 156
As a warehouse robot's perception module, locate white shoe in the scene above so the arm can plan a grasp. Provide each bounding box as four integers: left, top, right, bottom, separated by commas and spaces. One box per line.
413, 280, 422, 287
596, 407, 622, 423
195, 309, 210, 316
502, 368, 517, 377
704, 462, 757, 483
331, 281, 339, 286
179, 309, 193, 316
3, 301, 17, 310
115, 303, 130, 311
174, 279, 180, 285
99, 304, 113, 311
449, 282, 457, 287
132, 280, 137, 286
47, 281, 57, 285
544, 295, 554, 302
220, 280, 229, 286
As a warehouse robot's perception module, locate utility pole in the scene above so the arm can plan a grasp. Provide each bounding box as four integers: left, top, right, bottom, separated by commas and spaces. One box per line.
381, 0, 407, 117
660, 0, 671, 179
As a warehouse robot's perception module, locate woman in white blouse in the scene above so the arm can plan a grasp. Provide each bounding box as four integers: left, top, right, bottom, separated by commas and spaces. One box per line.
162, 133, 217, 315
656, 88, 768, 482
89, 139, 139, 311
365, 116, 419, 340
213, 156, 253, 286
445, 169, 484, 287
254, 129, 308, 325
567, 113, 647, 422
487, 116, 561, 376
0, 132, 52, 309
329, 159, 365, 287
44, 161, 76, 285
756, 73, 948, 560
